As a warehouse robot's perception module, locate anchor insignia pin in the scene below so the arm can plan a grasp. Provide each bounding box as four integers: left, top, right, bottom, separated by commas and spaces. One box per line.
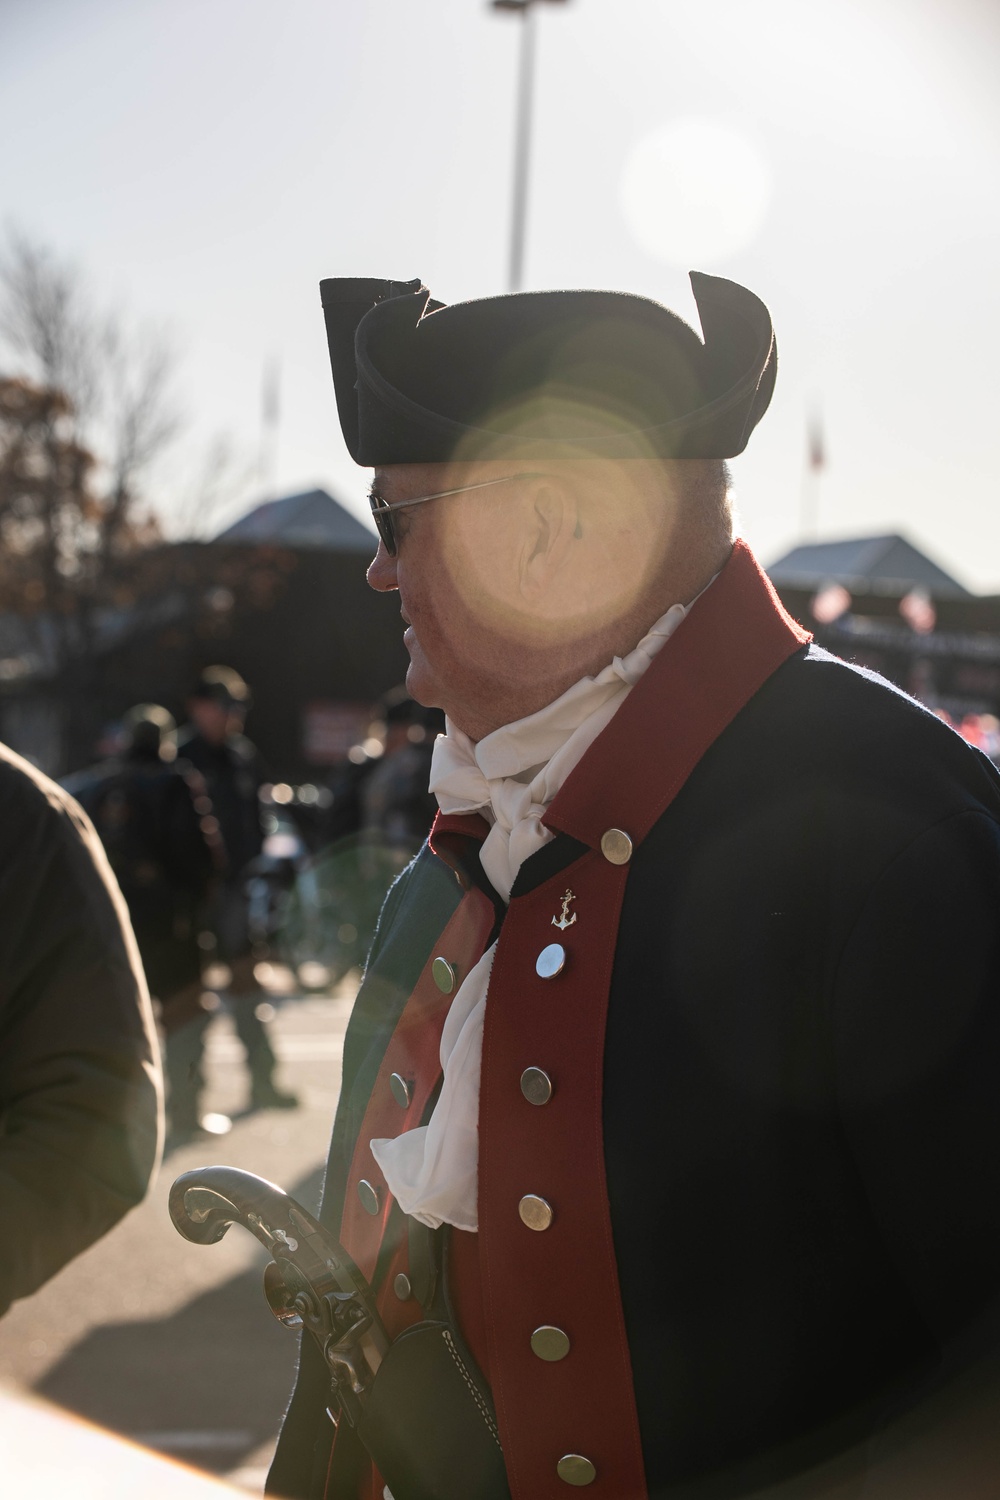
551, 889, 577, 930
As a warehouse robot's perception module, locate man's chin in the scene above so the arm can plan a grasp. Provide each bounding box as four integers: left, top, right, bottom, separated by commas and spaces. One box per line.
404, 658, 445, 715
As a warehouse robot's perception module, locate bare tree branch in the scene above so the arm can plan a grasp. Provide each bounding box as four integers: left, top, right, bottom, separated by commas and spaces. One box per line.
99, 318, 181, 559
168, 432, 257, 541
0, 227, 273, 771
0, 230, 99, 430
0, 229, 185, 764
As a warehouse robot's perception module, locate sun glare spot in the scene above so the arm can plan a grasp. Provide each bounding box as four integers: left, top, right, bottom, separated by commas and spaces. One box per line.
620, 118, 772, 267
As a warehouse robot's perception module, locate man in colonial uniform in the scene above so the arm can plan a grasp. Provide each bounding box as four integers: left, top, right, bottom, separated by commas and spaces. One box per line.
268, 275, 1000, 1498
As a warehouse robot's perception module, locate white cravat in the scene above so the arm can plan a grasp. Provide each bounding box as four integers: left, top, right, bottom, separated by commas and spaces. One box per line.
370, 601, 690, 1231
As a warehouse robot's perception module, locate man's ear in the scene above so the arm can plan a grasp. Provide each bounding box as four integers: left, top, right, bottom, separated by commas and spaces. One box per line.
519, 479, 580, 599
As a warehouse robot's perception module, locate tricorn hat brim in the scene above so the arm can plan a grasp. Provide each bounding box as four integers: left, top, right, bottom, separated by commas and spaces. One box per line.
319, 273, 776, 465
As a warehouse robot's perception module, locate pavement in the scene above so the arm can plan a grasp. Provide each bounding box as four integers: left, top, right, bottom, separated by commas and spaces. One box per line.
2, 1388, 252, 1499
0, 980, 356, 1496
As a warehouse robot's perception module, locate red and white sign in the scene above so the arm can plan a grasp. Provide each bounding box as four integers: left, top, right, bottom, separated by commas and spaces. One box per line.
302, 701, 371, 765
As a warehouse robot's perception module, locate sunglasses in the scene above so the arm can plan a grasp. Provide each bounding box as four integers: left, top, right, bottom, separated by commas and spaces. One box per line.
369, 472, 545, 556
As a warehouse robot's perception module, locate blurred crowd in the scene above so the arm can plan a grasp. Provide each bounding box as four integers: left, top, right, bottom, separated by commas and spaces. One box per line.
43, 674, 1000, 1155
62, 667, 443, 1147
937, 709, 1000, 762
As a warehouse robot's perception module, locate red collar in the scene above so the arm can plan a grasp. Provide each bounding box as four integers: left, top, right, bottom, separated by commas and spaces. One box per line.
429, 808, 489, 860
545, 538, 810, 848
430, 539, 810, 857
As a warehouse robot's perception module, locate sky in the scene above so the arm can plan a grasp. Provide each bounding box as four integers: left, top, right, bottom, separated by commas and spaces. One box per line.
2, 0, 1000, 587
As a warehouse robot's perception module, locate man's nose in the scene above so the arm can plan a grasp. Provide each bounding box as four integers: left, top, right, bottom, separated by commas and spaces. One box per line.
367, 539, 398, 592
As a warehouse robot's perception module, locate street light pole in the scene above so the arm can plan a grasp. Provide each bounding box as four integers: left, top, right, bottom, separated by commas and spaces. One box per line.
490, 0, 569, 294
508, 5, 537, 294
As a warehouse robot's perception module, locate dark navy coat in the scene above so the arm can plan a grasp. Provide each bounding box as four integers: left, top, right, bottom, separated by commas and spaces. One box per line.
270, 544, 1000, 1499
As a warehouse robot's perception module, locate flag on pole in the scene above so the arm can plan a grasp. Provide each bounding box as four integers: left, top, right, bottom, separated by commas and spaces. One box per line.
259, 355, 281, 498
899, 588, 936, 635
807, 409, 825, 471
811, 582, 851, 624
262, 355, 281, 429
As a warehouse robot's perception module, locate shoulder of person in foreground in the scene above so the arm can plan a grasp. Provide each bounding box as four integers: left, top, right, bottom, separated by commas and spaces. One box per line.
0, 741, 163, 1317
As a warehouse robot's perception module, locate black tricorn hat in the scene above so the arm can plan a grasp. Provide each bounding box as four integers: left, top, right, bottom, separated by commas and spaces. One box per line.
319, 273, 776, 466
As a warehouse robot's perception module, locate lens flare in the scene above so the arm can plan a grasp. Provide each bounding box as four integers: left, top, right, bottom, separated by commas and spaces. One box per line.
621, 118, 772, 267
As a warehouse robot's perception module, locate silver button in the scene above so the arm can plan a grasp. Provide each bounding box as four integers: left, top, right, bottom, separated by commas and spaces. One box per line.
600, 828, 633, 864
389, 1072, 412, 1108
531, 1325, 570, 1361
518, 1193, 554, 1231
432, 956, 457, 993
535, 943, 566, 979
357, 1179, 380, 1216
557, 1454, 597, 1486
393, 1272, 412, 1301
520, 1066, 553, 1106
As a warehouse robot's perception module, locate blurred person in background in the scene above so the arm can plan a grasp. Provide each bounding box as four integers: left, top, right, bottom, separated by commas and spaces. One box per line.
0, 743, 160, 1317
320, 684, 443, 868
75, 704, 213, 1023
73, 705, 223, 1145
282, 689, 444, 986
172, 666, 298, 1137
359, 686, 444, 864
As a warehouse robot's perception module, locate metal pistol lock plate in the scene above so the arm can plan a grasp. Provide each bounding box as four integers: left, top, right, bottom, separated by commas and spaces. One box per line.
169, 1165, 388, 1414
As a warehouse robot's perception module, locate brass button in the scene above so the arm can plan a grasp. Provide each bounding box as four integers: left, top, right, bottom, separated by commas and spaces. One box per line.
557, 1455, 597, 1486
531, 1325, 570, 1361
389, 1072, 412, 1108
518, 1193, 553, 1231
432, 956, 457, 993
393, 1272, 412, 1301
600, 828, 633, 864
357, 1179, 380, 1216
520, 1066, 553, 1105
535, 942, 566, 979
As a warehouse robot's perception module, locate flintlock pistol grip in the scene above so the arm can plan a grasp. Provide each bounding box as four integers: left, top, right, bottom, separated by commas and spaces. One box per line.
168, 1165, 388, 1406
